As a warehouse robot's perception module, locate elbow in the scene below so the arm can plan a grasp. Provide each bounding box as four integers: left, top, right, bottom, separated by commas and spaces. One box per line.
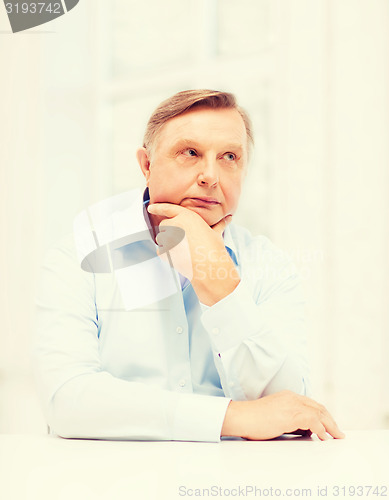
261, 355, 308, 397
47, 400, 81, 439
46, 380, 91, 439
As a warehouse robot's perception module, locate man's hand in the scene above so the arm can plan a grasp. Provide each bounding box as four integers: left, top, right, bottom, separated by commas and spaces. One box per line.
147, 203, 240, 306
221, 390, 345, 441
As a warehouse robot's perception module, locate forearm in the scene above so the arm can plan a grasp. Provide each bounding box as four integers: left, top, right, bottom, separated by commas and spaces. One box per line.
191, 257, 241, 306
200, 279, 309, 400
47, 371, 230, 442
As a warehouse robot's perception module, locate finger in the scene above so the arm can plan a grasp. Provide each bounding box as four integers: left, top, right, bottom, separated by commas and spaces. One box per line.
211, 214, 232, 236
320, 414, 346, 439
155, 230, 165, 247
303, 399, 346, 440
147, 203, 185, 218
309, 421, 329, 441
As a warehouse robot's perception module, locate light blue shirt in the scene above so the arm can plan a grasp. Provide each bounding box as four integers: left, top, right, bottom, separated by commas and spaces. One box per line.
34, 188, 309, 442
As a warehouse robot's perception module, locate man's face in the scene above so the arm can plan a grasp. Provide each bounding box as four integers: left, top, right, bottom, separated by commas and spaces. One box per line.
137, 106, 248, 227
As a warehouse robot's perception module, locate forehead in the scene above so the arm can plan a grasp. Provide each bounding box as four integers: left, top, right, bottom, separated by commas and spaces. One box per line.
154, 107, 247, 151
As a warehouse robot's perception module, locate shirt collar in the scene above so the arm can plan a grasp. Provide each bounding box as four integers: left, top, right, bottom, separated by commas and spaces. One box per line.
107, 188, 153, 244
222, 224, 238, 266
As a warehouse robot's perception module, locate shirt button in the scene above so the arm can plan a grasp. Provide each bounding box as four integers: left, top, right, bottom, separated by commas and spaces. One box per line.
229, 381, 235, 388
176, 326, 183, 334
179, 379, 186, 387
212, 327, 220, 336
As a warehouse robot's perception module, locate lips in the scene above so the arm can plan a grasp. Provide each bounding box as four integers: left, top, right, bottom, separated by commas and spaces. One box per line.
186, 197, 220, 205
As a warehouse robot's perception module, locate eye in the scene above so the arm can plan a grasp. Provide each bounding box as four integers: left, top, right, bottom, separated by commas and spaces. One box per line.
222, 152, 236, 161
182, 148, 198, 157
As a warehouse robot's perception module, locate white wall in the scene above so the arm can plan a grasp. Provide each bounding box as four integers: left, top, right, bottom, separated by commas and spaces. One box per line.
0, 11, 45, 431
0, 0, 388, 433
271, 0, 389, 428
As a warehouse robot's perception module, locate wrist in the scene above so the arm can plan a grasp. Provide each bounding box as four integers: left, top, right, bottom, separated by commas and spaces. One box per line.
192, 275, 240, 306
221, 400, 247, 438
191, 260, 240, 306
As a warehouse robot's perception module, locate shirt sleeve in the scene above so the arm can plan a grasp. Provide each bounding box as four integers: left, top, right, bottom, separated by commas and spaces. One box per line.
33, 235, 230, 442
200, 238, 310, 401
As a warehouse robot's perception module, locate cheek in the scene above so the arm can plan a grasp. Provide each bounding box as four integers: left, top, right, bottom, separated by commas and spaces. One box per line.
148, 178, 186, 205
150, 169, 193, 202
223, 180, 242, 212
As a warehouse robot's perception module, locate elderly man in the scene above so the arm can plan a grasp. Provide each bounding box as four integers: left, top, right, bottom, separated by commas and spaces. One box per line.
35, 89, 344, 442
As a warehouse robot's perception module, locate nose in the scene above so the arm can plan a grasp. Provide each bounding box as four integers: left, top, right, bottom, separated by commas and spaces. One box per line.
197, 157, 219, 187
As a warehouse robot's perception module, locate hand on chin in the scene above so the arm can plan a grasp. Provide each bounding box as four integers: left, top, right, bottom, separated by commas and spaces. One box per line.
179, 204, 221, 227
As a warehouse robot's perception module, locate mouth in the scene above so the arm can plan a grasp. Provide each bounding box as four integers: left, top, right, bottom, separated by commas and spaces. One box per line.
185, 197, 221, 207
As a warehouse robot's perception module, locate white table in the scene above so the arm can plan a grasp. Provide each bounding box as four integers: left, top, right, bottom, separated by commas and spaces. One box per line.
0, 431, 388, 500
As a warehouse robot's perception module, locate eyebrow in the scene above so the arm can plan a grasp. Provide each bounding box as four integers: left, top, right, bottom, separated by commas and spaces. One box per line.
172, 138, 244, 152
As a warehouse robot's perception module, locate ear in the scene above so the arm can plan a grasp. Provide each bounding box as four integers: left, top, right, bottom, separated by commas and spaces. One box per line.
136, 147, 152, 185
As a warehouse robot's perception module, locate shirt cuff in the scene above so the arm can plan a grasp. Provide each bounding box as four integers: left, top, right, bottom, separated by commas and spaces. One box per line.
200, 279, 261, 353
171, 393, 231, 442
